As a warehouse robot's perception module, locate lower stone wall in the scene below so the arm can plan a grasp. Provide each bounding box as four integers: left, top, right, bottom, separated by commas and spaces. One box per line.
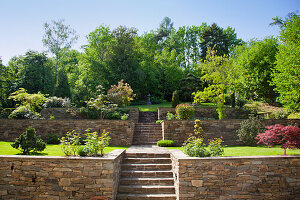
162, 119, 300, 146
0, 149, 125, 200
170, 150, 300, 200
0, 119, 134, 146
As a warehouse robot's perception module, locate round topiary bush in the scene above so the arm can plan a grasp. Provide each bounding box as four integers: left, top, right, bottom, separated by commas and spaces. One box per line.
157, 140, 177, 147
176, 103, 195, 120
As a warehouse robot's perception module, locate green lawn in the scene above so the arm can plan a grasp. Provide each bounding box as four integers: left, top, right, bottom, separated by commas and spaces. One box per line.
167, 146, 300, 156
128, 102, 216, 112
0, 141, 128, 156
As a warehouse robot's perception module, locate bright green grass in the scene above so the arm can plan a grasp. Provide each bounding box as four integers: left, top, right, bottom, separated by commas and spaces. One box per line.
0, 141, 128, 156
167, 146, 300, 156
128, 102, 216, 112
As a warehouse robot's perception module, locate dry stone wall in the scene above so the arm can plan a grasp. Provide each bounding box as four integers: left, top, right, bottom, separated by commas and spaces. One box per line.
0, 149, 125, 200
0, 119, 134, 146
162, 119, 300, 146
170, 149, 300, 200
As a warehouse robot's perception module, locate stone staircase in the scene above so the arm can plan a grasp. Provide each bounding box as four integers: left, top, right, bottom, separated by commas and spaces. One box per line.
117, 152, 176, 200
138, 112, 158, 123
132, 123, 163, 145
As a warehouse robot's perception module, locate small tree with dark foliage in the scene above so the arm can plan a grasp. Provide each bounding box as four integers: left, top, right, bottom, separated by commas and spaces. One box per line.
256, 124, 300, 155
11, 126, 46, 155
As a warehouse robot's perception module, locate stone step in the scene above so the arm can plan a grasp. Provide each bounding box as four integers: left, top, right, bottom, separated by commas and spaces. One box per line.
125, 153, 170, 158
122, 163, 172, 171
121, 170, 173, 178
123, 158, 171, 164
118, 185, 175, 194
117, 193, 176, 200
120, 177, 174, 186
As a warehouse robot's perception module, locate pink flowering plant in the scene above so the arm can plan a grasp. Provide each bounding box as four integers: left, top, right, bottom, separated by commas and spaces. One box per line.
256, 124, 300, 155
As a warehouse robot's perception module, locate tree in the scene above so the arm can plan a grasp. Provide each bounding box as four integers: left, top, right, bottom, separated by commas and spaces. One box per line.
178, 73, 204, 102
256, 124, 300, 155
271, 14, 300, 112
193, 49, 232, 119
43, 19, 78, 83
156, 17, 174, 44
200, 23, 242, 60
231, 37, 279, 103
54, 68, 71, 98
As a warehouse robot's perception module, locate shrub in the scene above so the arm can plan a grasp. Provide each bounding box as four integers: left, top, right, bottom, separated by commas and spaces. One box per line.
121, 113, 129, 120
237, 115, 264, 146
172, 90, 180, 108
157, 140, 176, 147
166, 112, 177, 120
182, 136, 224, 157
11, 126, 46, 155
216, 103, 226, 119
176, 103, 195, 120
77, 146, 88, 157
47, 133, 60, 144
256, 124, 300, 155
194, 119, 204, 138
60, 130, 81, 156
107, 80, 136, 107
8, 105, 40, 119
84, 129, 111, 157
79, 107, 101, 119
43, 96, 71, 108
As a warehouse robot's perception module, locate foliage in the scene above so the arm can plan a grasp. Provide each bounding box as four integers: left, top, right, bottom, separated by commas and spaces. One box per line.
54, 69, 71, 98
8, 88, 47, 112
11, 126, 46, 155
77, 146, 88, 157
157, 140, 176, 147
231, 37, 279, 103
176, 103, 195, 120
237, 115, 264, 146
166, 111, 177, 120
107, 80, 136, 107
121, 113, 129, 120
171, 90, 179, 108
60, 130, 80, 156
8, 105, 40, 119
46, 133, 60, 144
271, 14, 300, 112
79, 107, 101, 119
43, 96, 71, 108
178, 73, 204, 102
194, 119, 204, 138
83, 129, 111, 157
193, 49, 231, 119
182, 136, 224, 157
256, 124, 300, 155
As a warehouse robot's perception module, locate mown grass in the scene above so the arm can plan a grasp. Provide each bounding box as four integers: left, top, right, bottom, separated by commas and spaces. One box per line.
0, 141, 128, 156
128, 102, 216, 112
167, 146, 300, 156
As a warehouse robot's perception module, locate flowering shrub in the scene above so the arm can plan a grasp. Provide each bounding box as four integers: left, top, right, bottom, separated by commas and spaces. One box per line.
83, 129, 111, 157
176, 103, 195, 120
43, 96, 71, 108
256, 124, 300, 155
107, 80, 136, 107
60, 130, 81, 156
194, 119, 204, 138
8, 105, 40, 119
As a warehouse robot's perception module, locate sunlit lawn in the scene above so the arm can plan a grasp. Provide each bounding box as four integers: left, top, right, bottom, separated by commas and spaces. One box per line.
128, 102, 217, 112
167, 146, 300, 156
0, 141, 128, 156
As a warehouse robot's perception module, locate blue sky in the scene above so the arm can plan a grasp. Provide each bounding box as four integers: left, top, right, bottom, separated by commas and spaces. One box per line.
0, 0, 299, 65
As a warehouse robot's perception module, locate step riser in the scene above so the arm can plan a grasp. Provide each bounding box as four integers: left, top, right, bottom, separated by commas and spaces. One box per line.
123, 159, 171, 164
119, 187, 175, 194
125, 153, 171, 158
120, 179, 174, 186
122, 165, 172, 171
117, 196, 176, 200
121, 171, 173, 178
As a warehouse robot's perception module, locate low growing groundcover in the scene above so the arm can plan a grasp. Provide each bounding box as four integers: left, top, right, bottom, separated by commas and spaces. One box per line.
0, 141, 128, 156
167, 146, 300, 156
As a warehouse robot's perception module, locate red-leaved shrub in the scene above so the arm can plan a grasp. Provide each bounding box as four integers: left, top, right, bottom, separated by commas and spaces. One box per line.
256, 124, 300, 155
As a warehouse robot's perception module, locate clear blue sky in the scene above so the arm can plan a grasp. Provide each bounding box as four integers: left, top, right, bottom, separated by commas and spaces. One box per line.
0, 0, 299, 65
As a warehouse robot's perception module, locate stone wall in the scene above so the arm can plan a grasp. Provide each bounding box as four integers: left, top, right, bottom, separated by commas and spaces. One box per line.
127, 108, 139, 122
0, 149, 125, 200
170, 149, 300, 200
0, 119, 134, 146
158, 107, 250, 120
162, 119, 300, 146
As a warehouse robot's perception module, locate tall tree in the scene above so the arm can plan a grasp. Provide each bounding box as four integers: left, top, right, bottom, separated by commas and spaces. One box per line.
271, 14, 300, 112
43, 19, 78, 83
156, 17, 174, 45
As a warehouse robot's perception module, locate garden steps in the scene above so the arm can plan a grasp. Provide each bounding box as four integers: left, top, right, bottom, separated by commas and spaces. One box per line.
117, 152, 176, 200
138, 112, 158, 123
133, 123, 163, 145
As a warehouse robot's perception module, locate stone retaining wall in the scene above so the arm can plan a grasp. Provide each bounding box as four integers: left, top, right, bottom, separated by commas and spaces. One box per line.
170, 149, 300, 200
158, 107, 250, 120
162, 119, 300, 146
0, 149, 125, 200
0, 119, 134, 146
